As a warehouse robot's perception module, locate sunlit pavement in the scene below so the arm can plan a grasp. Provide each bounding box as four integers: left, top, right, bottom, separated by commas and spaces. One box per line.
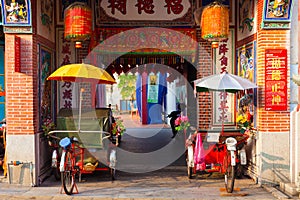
0, 166, 281, 200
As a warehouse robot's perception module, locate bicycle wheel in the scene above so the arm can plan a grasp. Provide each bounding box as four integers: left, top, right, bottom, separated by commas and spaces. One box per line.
186, 146, 194, 179
53, 167, 61, 181
61, 151, 75, 195
111, 168, 116, 181
109, 149, 117, 181
51, 149, 61, 181
235, 163, 245, 179
187, 166, 193, 179
224, 150, 235, 193
186, 154, 193, 179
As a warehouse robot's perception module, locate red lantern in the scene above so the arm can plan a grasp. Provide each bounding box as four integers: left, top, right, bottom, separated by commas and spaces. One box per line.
64, 2, 92, 48
200, 2, 229, 48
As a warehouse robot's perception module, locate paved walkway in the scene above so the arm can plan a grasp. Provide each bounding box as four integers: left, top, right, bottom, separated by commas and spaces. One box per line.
0, 114, 294, 199
0, 166, 286, 200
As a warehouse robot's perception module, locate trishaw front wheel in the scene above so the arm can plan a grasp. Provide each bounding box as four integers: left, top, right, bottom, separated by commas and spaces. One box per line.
187, 166, 193, 179
224, 150, 235, 193
111, 168, 116, 181
186, 146, 194, 179
61, 151, 75, 195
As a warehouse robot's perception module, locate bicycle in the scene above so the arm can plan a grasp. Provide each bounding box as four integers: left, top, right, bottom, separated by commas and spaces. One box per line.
57, 132, 117, 195
224, 137, 237, 193
59, 136, 81, 195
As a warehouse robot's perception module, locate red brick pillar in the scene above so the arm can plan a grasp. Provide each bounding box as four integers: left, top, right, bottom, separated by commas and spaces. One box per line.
196, 29, 213, 130
5, 34, 37, 135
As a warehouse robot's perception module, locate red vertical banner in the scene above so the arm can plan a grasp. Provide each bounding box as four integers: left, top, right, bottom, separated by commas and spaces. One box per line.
15, 36, 20, 72
265, 49, 287, 111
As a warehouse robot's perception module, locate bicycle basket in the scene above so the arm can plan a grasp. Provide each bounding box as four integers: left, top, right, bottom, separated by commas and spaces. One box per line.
59, 137, 71, 148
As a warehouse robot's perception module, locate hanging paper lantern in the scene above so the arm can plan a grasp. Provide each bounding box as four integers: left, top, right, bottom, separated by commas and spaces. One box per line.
200, 2, 229, 48
64, 2, 92, 48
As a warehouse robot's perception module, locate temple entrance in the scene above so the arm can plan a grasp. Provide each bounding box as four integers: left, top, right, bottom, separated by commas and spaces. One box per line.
102, 54, 197, 127
81, 27, 199, 127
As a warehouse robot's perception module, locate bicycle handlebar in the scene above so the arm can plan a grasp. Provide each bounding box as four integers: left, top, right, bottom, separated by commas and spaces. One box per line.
46, 131, 61, 141
47, 130, 115, 147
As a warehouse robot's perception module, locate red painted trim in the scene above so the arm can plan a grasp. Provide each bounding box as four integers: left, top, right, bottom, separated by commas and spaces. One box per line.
15, 36, 20, 72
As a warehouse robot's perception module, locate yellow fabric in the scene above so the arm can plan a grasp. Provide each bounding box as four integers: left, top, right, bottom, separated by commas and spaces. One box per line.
47, 63, 116, 84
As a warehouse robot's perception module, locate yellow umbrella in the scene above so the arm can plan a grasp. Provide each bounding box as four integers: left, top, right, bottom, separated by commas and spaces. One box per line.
47, 63, 116, 84
47, 63, 116, 130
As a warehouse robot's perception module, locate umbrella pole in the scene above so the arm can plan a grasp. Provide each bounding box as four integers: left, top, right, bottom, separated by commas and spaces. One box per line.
221, 121, 224, 135
78, 88, 84, 131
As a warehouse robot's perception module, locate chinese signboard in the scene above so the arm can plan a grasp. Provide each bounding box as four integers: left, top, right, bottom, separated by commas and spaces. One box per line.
56, 29, 76, 109
147, 73, 158, 103
213, 29, 235, 127
96, 0, 195, 26
265, 49, 287, 111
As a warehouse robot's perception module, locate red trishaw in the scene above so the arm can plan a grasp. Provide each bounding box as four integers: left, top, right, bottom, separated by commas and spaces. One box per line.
185, 129, 249, 193
190, 72, 257, 193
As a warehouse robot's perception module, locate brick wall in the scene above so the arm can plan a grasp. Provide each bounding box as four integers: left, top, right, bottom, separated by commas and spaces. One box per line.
196, 29, 213, 129
256, 0, 290, 132
5, 34, 37, 135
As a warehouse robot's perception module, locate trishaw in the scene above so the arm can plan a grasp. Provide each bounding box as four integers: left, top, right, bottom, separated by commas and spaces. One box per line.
185, 130, 249, 193
191, 72, 258, 193
46, 108, 121, 195
45, 63, 118, 195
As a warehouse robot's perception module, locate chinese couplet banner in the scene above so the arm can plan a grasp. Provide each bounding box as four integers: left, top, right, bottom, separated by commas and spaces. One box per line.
213, 29, 235, 126
265, 49, 287, 111
147, 73, 159, 103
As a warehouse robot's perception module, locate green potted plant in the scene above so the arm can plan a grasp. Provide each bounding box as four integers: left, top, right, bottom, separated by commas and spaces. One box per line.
42, 118, 56, 146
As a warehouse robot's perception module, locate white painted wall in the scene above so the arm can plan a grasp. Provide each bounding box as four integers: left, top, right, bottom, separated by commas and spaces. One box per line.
257, 131, 290, 185
105, 73, 125, 110
291, 109, 300, 190
6, 135, 36, 186
166, 80, 177, 125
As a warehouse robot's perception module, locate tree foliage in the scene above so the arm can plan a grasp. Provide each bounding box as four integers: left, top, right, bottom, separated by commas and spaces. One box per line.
117, 73, 137, 100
